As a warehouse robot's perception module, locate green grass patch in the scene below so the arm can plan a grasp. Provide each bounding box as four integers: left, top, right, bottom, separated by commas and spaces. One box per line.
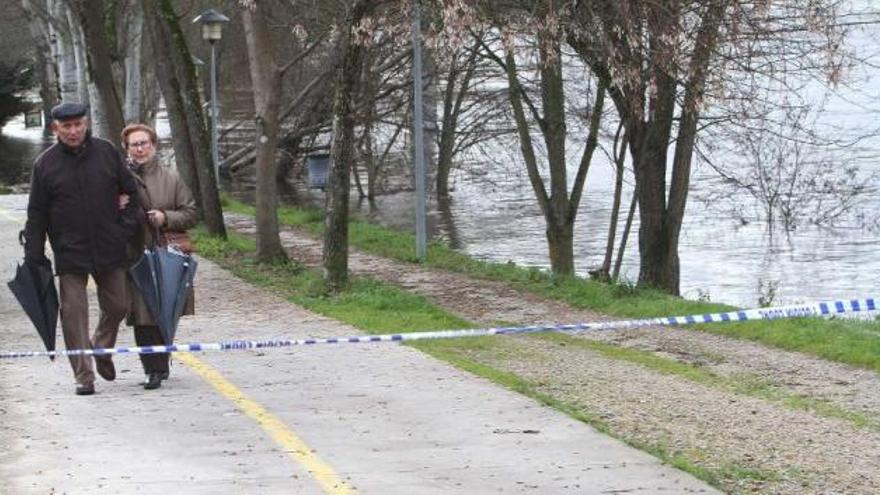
192, 226, 255, 258
192, 226, 469, 334
0, 182, 12, 195
303, 277, 469, 334
699, 317, 880, 373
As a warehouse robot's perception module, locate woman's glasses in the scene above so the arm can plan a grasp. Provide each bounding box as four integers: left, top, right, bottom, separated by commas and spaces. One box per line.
128, 140, 153, 149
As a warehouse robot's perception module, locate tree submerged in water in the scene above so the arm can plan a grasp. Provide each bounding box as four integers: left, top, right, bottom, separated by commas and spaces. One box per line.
0, 60, 33, 129
701, 105, 875, 232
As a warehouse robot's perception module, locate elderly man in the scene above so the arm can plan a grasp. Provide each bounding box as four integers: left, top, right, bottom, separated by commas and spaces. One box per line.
23, 102, 140, 396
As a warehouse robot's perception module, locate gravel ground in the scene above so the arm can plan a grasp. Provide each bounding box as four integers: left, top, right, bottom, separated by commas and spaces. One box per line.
225, 213, 880, 493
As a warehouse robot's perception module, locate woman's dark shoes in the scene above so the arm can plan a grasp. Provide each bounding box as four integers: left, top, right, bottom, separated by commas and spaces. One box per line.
143, 372, 163, 390
75, 383, 95, 395
95, 356, 116, 381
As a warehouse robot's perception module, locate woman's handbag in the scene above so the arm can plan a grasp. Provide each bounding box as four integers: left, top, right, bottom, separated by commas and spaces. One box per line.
160, 230, 194, 254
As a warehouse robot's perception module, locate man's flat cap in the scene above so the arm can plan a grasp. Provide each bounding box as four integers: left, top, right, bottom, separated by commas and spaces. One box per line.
50, 102, 88, 121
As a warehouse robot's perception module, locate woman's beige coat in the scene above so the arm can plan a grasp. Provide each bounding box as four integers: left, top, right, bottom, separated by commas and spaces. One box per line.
127, 159, 198, 326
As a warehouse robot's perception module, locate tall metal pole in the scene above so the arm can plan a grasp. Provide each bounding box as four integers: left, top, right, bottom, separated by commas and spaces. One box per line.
412, 0, 427, 260
209, 40, 220, 186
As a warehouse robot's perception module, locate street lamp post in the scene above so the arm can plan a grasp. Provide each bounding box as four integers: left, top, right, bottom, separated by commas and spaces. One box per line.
411, 0, 427, 261
193, 9, 230, 185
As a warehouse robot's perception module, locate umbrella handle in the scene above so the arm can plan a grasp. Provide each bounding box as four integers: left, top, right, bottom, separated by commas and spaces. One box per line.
143, 211, 162, 250
150, 224, 163, 250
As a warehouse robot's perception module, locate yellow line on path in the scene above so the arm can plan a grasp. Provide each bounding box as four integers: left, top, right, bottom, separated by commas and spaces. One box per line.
176, 352, 357, 495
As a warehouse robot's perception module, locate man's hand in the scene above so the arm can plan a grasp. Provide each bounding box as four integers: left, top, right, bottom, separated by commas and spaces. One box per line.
25, 255, 52, 269
118, 194, 130, 210
147, 209, 166, 228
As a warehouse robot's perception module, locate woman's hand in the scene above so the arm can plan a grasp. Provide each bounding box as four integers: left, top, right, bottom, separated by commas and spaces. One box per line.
147, 209, 166, 228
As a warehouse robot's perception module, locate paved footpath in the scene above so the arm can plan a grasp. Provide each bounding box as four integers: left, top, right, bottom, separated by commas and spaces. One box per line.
0, 194, 718, 494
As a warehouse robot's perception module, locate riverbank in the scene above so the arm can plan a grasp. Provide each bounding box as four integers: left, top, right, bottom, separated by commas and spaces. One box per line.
208, 202, 880, 493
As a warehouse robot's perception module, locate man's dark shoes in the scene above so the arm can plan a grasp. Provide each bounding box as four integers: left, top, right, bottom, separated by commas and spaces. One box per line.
75, 383, 95, 395
144, 372, 162, 390
95, 356, 116, 381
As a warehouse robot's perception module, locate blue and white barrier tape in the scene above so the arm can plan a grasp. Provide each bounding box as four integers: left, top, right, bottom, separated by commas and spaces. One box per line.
1, 297, 875, 360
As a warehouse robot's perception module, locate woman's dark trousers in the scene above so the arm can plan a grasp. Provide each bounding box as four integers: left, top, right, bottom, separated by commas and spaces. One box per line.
134, 325, 169, 373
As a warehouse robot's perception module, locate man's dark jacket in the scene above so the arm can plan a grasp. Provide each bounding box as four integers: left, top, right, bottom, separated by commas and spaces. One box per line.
24, 134, 141, 275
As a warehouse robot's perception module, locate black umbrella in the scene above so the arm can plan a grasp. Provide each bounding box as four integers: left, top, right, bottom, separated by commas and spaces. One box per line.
128, 246, 197, 346
8, 259, 58, 360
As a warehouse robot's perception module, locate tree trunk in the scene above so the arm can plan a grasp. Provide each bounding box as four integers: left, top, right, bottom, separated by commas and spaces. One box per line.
242, 4, 286, 263
358, 48, 377, 199
629, 2, 725, 295
547, 221, 575, 276
142, 0, 200, 205
123, 0, 144, 122
421, 45, 439, 192
323, 61, 359, 291
565, 1, 727, 295
436, 44, 476, 198
435, 107, 454, 198
374, 122, 404, 198
663, 0, 726, 291
538, 36, 574, 275
323, 0, 373, 292
598, 125, 628, 281
34, 48, 58, 127
144, 0, 226, 238
65, 6, 91, 107
86, 79, 107, 136
161, 0, 225, 239
436, 195, 461, 249
632, 110, 678, 294
613, 189, 637, 282
493, 27, 607, 278
69, 0, 125, 141
44, 0, 79, 103
21, 0, 59, 123
139, 57, 160, 125
500, 37, 576, 276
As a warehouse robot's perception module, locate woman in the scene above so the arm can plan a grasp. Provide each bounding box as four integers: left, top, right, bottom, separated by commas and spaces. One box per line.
122, 123, 198, 390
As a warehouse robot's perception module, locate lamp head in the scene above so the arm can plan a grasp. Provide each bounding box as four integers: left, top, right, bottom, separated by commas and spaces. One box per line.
193, 9, 230, 42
